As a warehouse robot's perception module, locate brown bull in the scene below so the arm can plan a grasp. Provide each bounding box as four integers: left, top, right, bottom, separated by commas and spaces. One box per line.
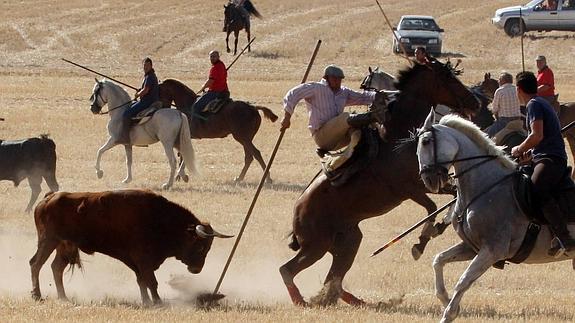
30, 190, 232, 305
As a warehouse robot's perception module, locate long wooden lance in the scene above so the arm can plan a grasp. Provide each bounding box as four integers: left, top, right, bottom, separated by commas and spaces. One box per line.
375, 0, 412, 65
62, 58, 208, 120
226, 37, 256, 71
209, 39, 322, 299
520, 8, 525, 72
371, 198, 456, 257
371, 119, 575, 257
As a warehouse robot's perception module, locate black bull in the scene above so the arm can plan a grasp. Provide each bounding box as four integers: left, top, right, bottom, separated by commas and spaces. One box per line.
0, 135, 59, 212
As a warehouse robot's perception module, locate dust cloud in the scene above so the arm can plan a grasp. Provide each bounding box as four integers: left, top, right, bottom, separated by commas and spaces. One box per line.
0, 232, 329, 306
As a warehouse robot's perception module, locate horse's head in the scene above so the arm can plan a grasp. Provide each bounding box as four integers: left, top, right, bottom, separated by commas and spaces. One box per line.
479, 72, 498, 99
360, 66, 397, 91
395, 60, 480, 117
416, 109, 456, 193
90, 78, 107, 114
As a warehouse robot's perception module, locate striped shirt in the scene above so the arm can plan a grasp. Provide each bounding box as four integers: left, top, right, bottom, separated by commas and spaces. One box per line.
489, 83, 522, 118
283, 79, 376, 132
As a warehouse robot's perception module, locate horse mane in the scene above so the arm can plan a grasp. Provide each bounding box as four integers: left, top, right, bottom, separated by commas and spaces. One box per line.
394, 62, 424, 91
100, 79, 131, 101
163, 79, 196, 97
439, 114, 516, 170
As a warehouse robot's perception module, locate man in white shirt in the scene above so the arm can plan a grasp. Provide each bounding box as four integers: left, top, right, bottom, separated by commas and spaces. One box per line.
485, 72, 522, 137
280, 65, 383, 151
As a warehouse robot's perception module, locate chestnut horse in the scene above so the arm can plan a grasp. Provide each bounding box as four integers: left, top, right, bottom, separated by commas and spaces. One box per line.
279, 60, 481, 307
159, 79, 278, 183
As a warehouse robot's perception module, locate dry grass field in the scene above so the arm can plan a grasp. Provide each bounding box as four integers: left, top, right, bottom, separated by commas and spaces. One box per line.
2, 0, 575, 322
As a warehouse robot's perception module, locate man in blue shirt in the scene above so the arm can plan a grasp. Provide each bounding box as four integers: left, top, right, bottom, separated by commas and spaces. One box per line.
511, 71, 575, 256
118, 57, 159, 144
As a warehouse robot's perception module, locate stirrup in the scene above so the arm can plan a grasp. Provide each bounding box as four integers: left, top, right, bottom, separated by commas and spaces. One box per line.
548, 237, 568, 258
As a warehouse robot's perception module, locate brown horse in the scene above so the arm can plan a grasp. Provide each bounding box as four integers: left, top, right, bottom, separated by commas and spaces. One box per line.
223, 1, 261, 55
279, 60, 481, 307
159, 79, 278, 183
481, 72, 575, 177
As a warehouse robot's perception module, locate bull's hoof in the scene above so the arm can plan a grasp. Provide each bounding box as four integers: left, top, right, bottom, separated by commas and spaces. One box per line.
175, 175, 181, 182
31, 291, 42, 301
181, 174, 189, 183
411, 243, 424, 260
96, 170, 104, 179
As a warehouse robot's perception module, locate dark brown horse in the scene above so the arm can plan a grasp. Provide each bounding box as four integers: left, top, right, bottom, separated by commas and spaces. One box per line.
159, 79, 278, 183
481, 72, 575, 177
279, 60, 481, 307
223, 1, 261, 55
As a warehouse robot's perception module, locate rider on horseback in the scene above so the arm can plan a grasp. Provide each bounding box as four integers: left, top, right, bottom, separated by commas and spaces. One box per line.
192, 51, 230, 117
118, 57, 159, 144
511, 71, 575, 256
280, 64, 384, 151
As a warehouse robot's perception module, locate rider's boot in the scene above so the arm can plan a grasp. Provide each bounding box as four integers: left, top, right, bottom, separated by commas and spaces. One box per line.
541, 200, 575, 257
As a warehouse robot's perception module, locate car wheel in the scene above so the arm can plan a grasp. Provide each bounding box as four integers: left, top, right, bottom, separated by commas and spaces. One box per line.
504, 19, 524, 37
392, 41, 399, 54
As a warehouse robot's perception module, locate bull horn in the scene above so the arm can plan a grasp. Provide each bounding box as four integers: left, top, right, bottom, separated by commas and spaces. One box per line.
195, 225, 234, 239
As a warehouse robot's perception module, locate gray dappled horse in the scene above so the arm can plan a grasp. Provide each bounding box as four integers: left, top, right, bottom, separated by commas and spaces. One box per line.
417, 110, 575, 322
90, 79, 198, 190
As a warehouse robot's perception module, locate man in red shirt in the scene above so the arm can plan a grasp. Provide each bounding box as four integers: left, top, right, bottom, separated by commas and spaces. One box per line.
536, 55, 558, 110
192, 51, 230, 116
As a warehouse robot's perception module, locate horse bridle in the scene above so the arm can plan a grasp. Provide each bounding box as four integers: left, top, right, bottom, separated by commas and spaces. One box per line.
419, 126, 498, 179
90, 82, 133, 115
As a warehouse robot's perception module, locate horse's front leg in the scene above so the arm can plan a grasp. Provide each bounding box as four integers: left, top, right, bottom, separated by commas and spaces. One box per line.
226, 31, 231, 53
441, 248, 498, 323
95, 137, 117, 179
433, 242, 476, 307
123, 145, 133, 184
233, 30, 239, 55
246, 28, 251, 52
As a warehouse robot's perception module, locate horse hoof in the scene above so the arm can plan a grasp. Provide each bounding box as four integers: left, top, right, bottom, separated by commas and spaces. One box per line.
122, 178, 132, 184
265, 177, 273, 185
227, 48, 231, 53
175, 175, 181, 182
411, 244, 424, 260
96, 170, 104, 179
233, 176, 242, 183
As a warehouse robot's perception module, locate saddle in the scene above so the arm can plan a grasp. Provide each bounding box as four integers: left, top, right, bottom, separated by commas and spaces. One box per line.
202, 98, 233, 115
493, 119, 527, 146
132, 101, 164, 125
318, 127, 380, 186
513, 166, 575, 224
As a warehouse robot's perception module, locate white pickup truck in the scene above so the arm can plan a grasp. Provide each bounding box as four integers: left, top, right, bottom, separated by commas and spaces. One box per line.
492, 0, 575, 37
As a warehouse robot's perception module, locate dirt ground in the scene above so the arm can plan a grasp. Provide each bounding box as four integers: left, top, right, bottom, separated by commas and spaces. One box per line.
2, 0, 575, 322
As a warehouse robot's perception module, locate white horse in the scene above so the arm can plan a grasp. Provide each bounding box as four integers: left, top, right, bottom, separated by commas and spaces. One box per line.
89, 79, 198, 190
359, 66, 397, 91
417, 110, 575, 322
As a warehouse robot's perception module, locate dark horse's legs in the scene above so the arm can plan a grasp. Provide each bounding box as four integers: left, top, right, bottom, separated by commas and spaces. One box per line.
279, 238, 329, 306
226, 31, 232, 53
311, 226, 364, 306
233, 30, 239, 55
234, 139, 271, 184
410, 193, 439, 261
246, 27, 251, 52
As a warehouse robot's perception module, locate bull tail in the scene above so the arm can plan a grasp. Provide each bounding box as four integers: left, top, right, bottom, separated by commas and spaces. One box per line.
254, 106, 278, 122
288, 232, 300, 251
178, 113, 199, 176
39, 135, 60, 192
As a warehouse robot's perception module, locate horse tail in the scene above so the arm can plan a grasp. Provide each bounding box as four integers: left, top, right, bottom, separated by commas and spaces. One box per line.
245, 0, 262, 19
288, 232, 300, 251
178, 113, 199, 176
254, 106, 278, 122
